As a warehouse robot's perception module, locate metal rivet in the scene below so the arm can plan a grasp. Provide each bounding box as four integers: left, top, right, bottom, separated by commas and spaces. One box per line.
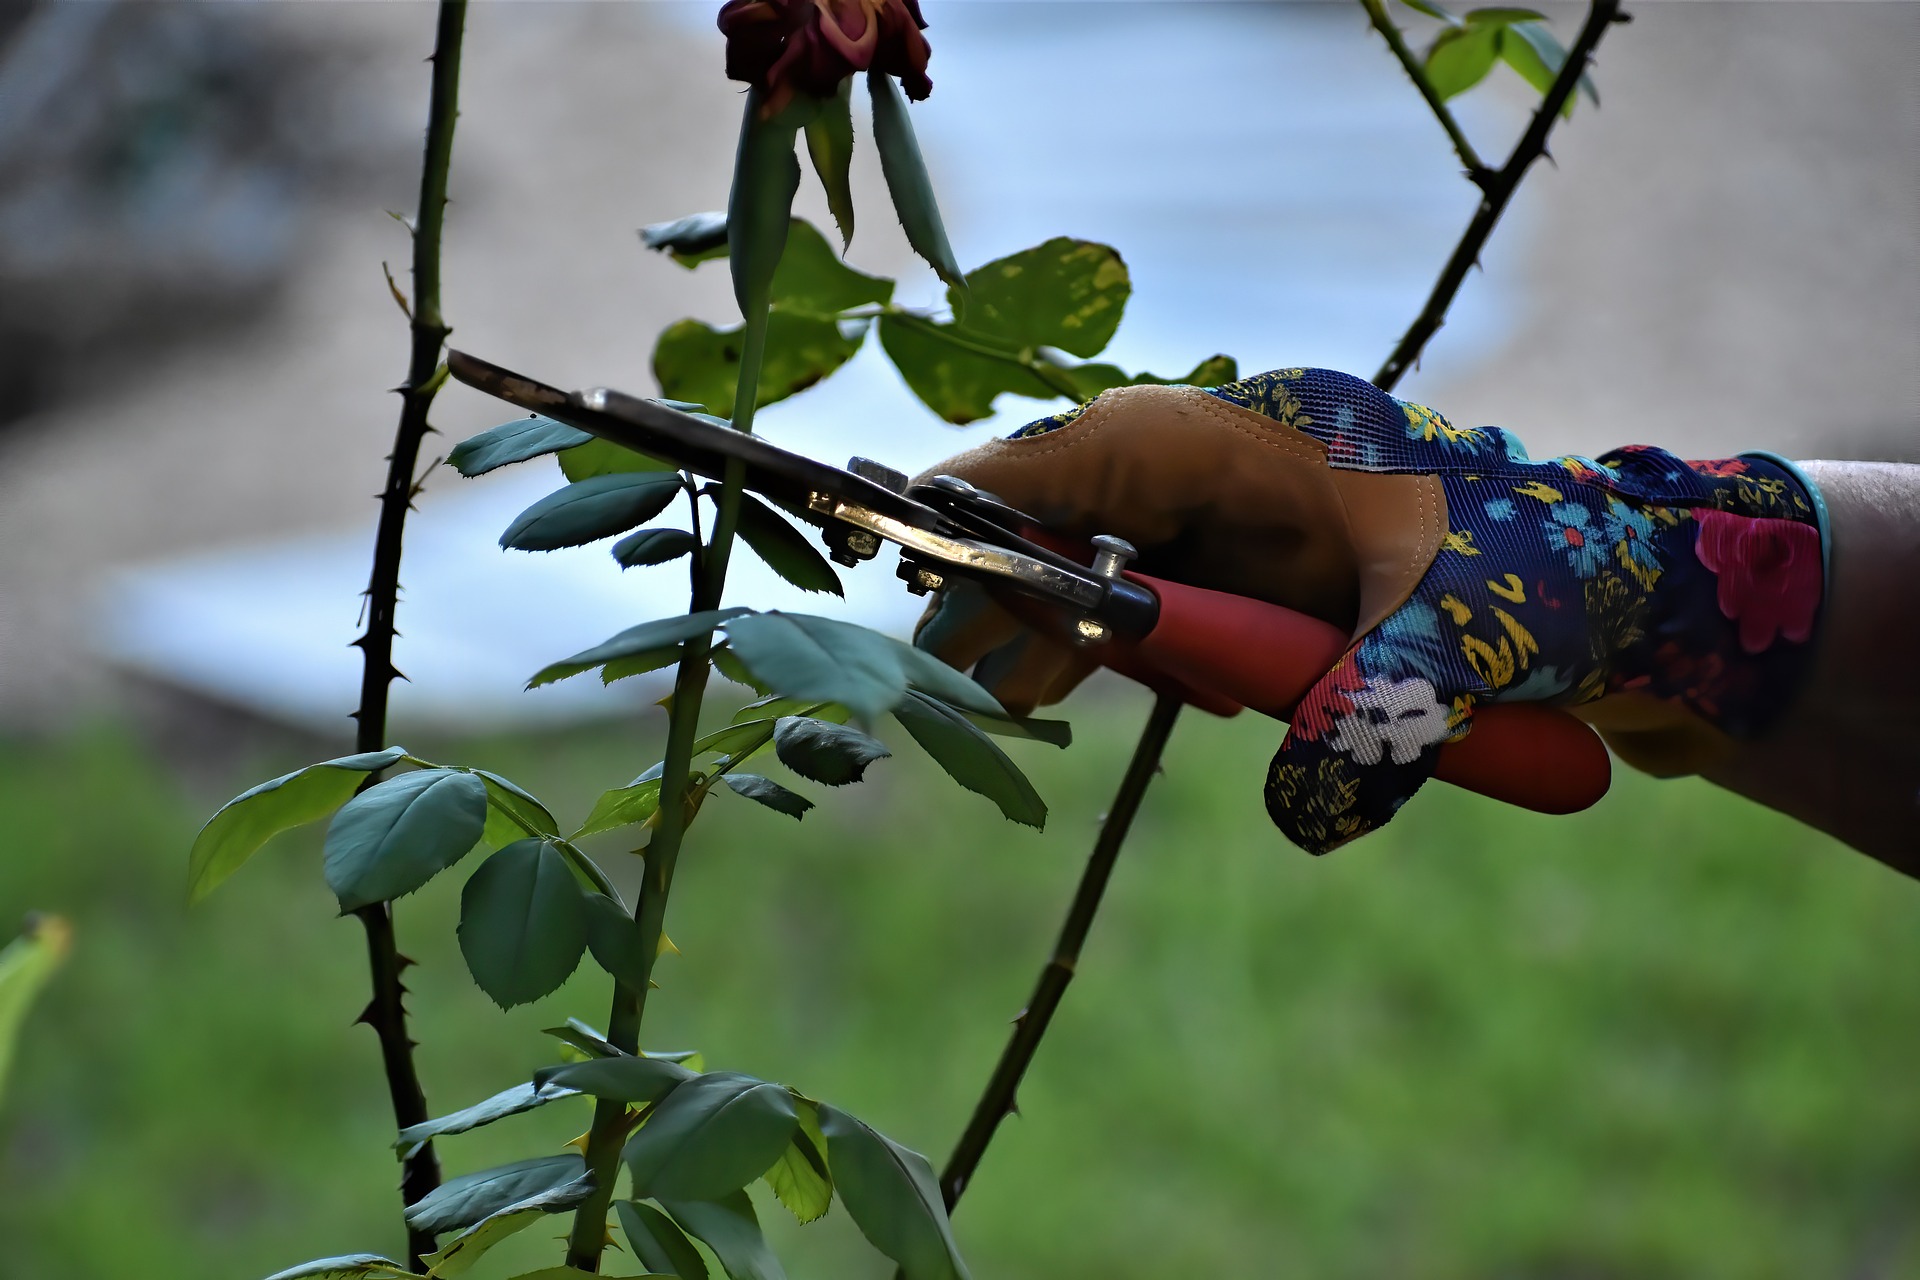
1089, 534, 1137, 580
1073, 617, 1110, 645
929, 474, 978, 500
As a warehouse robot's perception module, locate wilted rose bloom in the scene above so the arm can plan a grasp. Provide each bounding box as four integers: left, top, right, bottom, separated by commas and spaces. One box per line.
718, 0, 932, 113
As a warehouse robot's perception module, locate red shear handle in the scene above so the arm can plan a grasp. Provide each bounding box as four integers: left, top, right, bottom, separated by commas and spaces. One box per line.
1132, 574, 1611, 814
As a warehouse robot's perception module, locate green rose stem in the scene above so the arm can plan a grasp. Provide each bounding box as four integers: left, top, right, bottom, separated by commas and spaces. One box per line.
564, 91, 789, 1272
348, 1, 465, 1265
925, 0, 1626, 1232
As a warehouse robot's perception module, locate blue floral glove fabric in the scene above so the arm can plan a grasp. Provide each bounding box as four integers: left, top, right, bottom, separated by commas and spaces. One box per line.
1004, 367, 1827, 854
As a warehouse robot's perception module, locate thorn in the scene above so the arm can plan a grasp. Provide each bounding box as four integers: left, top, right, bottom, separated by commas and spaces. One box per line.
354, 1001, 377, 1026
397, 953, 417, 971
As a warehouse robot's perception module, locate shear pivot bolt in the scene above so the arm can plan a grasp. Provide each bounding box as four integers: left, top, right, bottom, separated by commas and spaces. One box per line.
910, 567, 944, 595
1089, 534, 1137, 580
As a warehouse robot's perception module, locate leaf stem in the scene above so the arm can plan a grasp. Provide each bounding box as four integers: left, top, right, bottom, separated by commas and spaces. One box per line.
347, 1, 465, 1265
1358, 0, 1491, 185
563, 268, 771, 1276
1373, 0, 1623, 391
884, 307, 1089, 404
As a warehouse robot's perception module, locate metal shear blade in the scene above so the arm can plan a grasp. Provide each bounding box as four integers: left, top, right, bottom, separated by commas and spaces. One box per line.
446, 350, 1157, 636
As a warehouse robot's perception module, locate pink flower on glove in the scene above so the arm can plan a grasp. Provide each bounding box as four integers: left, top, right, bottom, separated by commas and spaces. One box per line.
1691, 509, 1821, 654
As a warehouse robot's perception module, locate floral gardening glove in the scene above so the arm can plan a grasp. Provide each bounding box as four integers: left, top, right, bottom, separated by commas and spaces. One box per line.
914, 367, 1827, 854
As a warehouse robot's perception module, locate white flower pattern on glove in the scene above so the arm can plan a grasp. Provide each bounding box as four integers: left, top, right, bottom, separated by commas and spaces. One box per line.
1324, 675, 1452, 766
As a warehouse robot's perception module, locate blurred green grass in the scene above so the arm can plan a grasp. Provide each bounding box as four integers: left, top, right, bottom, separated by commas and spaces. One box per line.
1, 685, 1915, 1279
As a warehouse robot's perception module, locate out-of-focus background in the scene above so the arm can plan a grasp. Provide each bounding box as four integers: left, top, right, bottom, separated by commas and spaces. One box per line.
0, 2, 1915, 1278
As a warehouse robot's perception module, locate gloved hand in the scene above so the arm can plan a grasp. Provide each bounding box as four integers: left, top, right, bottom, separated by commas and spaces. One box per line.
914, 367, 1827, 853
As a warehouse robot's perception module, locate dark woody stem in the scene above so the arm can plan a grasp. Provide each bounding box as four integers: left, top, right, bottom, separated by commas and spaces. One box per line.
348, 1, 466, 1268
1357, 0, 1490, 185
1374, 0, 1626, 393
927, 0, 1627, 1236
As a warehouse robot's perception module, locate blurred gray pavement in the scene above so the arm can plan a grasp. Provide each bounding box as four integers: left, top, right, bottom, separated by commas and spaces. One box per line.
0, 1, 1912, 727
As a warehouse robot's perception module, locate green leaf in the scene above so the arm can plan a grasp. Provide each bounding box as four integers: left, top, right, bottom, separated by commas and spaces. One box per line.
661, 1191, 786, 1280
729, 89, 807, 318
804, 81, 857, 247
603, 647, 687, 686
421, 1174, 596, 1278
0, 915, 68, 1103
720, 613, 909, 726
474, 770, 560, 849
877, 237, 1134, 423
187, 746, 407, 903
953, 237, 1130, 360
500, 472, 685, 552
575, 764, 664, 839
457, 840, 590, 1009
324, 769, 489, 913
1054, 361, 1129, 401
654, 311, 864, 420
734, 494, 842, 596
395, 1080, 581, 1160
405, 1155, 585, 1237
897, 644, 1009, 719
731, 695, 849, 727
763, 1098, 832, 1225
1463, 5, 1547, 23
450, 416, 592, 477
1501, 19, 1598, 116
557, 436, 679, 482
643, 210, 730, 266
875, 311, 1050, 425
584, 891, 652, 990
770, 218, 892, 317
542, 1018, 620, 1059
1425, 22, 1501, 99
617, 1200, 711, 1280
262, 1257, 421, 1280
693, 718, 778, 760
613, 527, 700, 569
530, 609, 747, 689
720, 774, 813, 819
892, 692, 1046, 827
1127, 353, 1240, 389
535, 1054, 696, 1104
963, 710, 1072, 748
867, 70, 961, 286
818, 1104, 971, 1280
1399, 0, 1462, 23
710, 643, 772, 694
624, 1071, 799, 1201
772, 717, 890, 786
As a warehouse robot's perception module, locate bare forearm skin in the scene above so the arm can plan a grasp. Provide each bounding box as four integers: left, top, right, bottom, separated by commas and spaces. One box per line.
1700, 462, 1920, 877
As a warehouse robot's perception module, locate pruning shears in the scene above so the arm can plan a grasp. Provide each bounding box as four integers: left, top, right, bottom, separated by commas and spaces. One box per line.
449, 350, 1610, 816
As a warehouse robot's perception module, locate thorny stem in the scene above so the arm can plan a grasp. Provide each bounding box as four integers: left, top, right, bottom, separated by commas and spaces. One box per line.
564, 298, 767, 1275
1359, 0, 1490, 185
1374, 0, 1625, 392
347, 1, 465, 1266
934, 692, 1182, 1209
928, 0, 1626, 1231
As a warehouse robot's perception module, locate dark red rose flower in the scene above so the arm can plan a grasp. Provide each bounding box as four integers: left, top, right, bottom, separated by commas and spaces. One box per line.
718, 0, 931, 114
